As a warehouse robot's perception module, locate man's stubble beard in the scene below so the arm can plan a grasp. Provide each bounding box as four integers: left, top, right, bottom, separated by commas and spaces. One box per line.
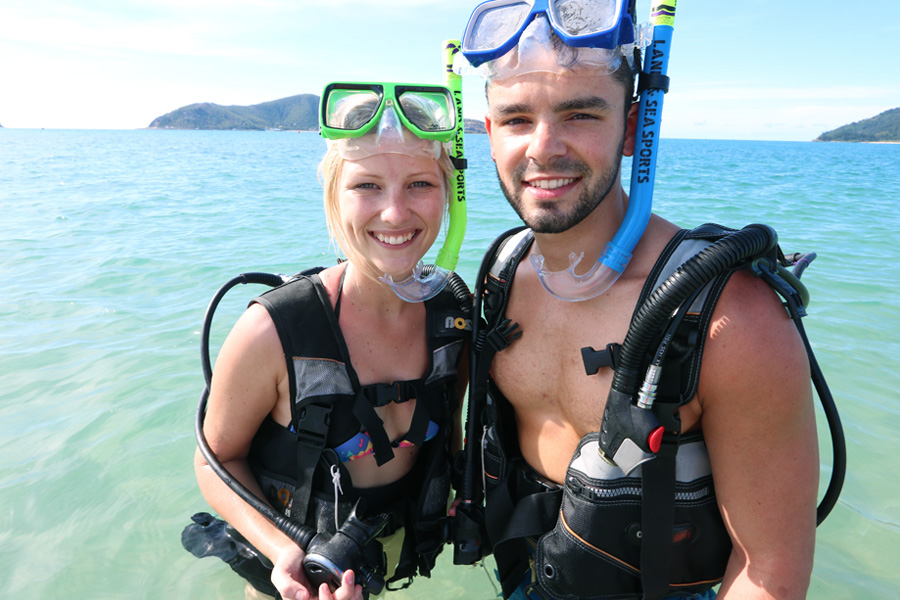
496, 134, 626, 235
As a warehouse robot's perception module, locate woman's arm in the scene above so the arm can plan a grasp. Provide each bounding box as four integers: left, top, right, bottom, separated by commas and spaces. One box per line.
194, 303, 361, 600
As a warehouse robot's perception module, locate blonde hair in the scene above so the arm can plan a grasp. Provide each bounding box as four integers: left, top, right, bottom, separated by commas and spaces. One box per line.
317, 143, 455, 283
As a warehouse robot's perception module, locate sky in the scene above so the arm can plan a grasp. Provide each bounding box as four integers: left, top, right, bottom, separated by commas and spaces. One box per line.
1, 0, 898, 141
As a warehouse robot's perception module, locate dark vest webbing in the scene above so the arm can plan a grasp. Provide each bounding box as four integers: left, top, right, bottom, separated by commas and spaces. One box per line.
474, 225, 738, 599
251, 271, 468, 536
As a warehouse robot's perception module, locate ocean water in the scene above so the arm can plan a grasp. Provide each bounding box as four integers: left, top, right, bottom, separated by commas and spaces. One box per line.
1, 129, 898, 599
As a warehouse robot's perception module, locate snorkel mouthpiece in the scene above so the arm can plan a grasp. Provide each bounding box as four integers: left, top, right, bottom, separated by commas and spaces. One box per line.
530, 241, 633, 301
380, 262, 454, 303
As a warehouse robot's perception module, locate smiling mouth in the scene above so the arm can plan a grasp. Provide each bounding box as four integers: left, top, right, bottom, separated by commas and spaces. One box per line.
526, 177, 578, 190
373, 231, 416, 245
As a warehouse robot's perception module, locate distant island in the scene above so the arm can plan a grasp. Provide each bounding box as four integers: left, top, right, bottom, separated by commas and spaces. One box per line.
149, 94, 487, 134
464, 118, 487, 134
149, 95, 319, 131
816, 107, 900, 143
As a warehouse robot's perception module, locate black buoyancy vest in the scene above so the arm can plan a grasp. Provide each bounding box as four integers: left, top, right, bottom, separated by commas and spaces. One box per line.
247, 272, 471, 582
474, 224, 743, 599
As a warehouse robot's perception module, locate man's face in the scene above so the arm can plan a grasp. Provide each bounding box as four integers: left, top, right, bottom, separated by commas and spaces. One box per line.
485, 70, 635, 234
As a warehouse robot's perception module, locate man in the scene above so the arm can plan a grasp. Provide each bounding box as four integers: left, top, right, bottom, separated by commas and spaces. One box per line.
458, 2, 819, 599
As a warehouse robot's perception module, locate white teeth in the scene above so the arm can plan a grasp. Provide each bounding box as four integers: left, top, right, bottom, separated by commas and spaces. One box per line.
530, 178, 575, 190
374, 232, 415, 245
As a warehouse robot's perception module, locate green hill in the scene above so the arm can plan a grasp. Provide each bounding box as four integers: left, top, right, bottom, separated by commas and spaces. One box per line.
149, 94, 319, 130
150, 95, 489, 134
464, 118, 486, 134
816, 107, 900, 142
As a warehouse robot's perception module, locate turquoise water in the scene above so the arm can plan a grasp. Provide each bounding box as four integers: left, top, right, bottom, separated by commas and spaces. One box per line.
1, 129, 899, 598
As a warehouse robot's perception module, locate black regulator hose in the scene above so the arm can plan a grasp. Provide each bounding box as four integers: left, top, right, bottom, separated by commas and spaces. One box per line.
195, 272, 317, 551
453, 228, 527, 566
599, 225, 779, 471
754, 267, 846, 525
614, 224, 778, 396
200, 272, 288, 383
599, 225, 845, 523
422, 264, 472, 312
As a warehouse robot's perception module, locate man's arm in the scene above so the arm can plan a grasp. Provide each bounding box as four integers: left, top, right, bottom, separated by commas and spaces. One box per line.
698, 270, 819, 599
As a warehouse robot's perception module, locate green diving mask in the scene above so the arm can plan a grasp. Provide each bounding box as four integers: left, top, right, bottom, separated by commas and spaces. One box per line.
320, 82, 457, 161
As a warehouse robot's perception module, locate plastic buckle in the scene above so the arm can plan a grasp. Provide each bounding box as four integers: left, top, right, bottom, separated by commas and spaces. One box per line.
362, 382, 410, 407
581, 343, 620, 375
296, 402, 332, 445
483, 318, 521, 353
450, 156, 468, 170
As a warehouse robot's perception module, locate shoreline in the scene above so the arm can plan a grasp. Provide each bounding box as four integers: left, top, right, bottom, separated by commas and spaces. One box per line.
814, 139, 900, 144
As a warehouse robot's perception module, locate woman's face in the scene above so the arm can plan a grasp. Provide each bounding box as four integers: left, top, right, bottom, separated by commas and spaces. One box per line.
337, 152, 446, 280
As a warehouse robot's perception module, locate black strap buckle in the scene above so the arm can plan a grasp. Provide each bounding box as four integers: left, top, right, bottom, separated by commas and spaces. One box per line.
450, 156, 468, 170
477, 318, 521, 354
296, 402, 332, 446
581, 343, 620, 375
360, 381, 415, 407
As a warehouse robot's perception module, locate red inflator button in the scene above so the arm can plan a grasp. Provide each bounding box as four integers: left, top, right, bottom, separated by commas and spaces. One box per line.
648, 427, 665, 453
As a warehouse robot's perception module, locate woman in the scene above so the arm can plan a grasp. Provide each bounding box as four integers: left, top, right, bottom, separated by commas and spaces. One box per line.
192, 81, 469, 600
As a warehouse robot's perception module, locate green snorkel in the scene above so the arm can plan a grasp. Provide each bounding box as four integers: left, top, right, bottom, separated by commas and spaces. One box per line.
386, 40, 468, 302
438, 39, 468, 277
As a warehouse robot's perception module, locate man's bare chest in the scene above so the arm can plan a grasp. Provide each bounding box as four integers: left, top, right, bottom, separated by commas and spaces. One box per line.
490, 296, 635, 434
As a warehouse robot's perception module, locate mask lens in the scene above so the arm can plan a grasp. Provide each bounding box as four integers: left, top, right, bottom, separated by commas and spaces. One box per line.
549, 0, 622, 39
466, 1, 533, 53
324, 88, 382, 131
398, 90, 455, 133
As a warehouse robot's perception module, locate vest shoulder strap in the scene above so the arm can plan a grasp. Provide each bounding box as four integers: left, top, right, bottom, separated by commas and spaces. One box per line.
637, 223, 741, 412
253, 273, 343, 524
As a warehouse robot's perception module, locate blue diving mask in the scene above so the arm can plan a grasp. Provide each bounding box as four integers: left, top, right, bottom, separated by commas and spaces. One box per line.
463, 0, 636, 67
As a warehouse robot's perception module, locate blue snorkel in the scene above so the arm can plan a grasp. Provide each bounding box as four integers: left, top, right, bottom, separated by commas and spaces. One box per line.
625, 0, 675, 270
529, 0, 673, 301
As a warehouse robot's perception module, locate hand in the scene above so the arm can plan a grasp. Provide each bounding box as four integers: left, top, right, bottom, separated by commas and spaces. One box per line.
269, 545, 313, 600
270, 546, 363, 600
316, 570, 364, 600
448, 497, 462, 517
